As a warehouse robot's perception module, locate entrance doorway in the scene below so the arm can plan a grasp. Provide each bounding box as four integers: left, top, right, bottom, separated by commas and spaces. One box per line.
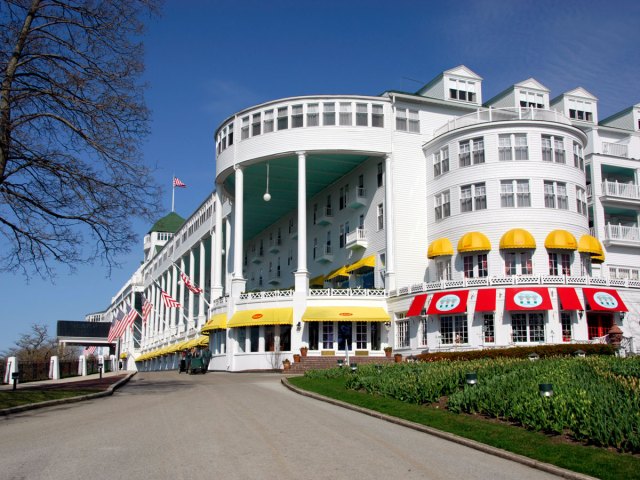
587, 312, 613, 339
337, 322, 352, 351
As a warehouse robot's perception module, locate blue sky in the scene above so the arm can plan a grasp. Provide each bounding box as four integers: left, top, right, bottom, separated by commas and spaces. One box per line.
1, 0, 639, 352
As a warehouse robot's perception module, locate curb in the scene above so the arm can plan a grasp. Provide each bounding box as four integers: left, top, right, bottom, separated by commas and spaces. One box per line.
0, 372, 136, 416
281, 377, 597, 480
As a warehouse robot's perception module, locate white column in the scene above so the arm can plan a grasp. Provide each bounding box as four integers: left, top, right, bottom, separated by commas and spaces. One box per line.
384, 153, 396, 291
231, 165, 246, 297
294, 151, 309, 292
225, 216, 232, 294
189, 248, 195, 329
179, 257, 186, 332
212, 193, 223, 298
171, 266, 178, 333
199, 239, 206, 328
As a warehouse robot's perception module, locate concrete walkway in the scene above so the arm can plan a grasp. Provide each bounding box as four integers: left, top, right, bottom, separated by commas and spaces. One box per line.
0, 371, 576, 480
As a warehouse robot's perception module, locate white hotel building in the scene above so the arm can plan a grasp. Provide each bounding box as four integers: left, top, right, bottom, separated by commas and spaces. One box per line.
100, 66, 640, 372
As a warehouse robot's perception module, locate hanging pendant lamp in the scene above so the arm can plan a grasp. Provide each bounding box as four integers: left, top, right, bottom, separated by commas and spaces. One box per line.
263, 163, 271, 202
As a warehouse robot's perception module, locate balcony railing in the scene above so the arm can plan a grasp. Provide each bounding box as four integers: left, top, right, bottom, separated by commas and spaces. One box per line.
603, 224, 640, 243
601, 180, 640, 201
347, 187, 367, 209
316, 206, 333, 225
601, 142, 628, 158
345, 228, 368, 249
434, 107, 571, 137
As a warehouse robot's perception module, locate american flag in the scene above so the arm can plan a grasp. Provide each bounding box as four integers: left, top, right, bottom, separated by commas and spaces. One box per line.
161, 289, 181, 308
173, 177, 186, 188
109, 308, 139, 341
107, 309, 125, 343
141, 296, 153, 324
84, 346, 96, 356
180, 271, 203, 294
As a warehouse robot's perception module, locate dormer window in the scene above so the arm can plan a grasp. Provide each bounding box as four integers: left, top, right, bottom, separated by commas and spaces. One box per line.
519, 90, 544, 108
448, 78, 476, 103
567, 98, 593, 122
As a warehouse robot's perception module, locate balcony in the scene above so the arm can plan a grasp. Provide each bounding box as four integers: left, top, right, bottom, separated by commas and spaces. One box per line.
250, 251, 263, 264
267, 272, 281, 285
315, 244, 334, 263
347, 187, 367, 209
434, 107, 571, 137
601, 142, 628, 158
602, 224, 640, 247
345, 228, 368, 250
600, 180, 640, 204
316, 206, 333, 225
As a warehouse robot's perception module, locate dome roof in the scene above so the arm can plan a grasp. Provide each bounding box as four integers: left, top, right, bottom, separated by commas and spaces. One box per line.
148, 212, 185, 234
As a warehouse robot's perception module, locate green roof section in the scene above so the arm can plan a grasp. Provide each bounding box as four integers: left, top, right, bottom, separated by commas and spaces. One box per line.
149, 212, 185, 234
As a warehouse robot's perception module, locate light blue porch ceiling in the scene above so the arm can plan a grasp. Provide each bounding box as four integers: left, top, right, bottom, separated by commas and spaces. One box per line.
224, 154, 370, 241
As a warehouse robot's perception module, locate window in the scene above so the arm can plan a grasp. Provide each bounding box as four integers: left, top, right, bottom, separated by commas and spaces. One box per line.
478, 254, 488, 277
519, 90, 544, 108
511, 313, 544, 343
448, 78, 476, 103
573, 142, 584, 170
372, 104, 384, 127
339, 102, 352, 126
313, 238, 317, 260
433, 146, 450, 177
436, 259, 451, 281
561, 312, 572, 342
568, 98, 594, 122
544, 181, 568, 209
434, 191, 450, 220
325, 230, 331, 254
576, 186, 587, 216
249, 326, 259, 352
307, 103, 319, 127
323, 103, 335, 125
277, 107, 288, 130
505, 252, 532, 275
396, 313, 410, 348
322, 322, 334, 349
542, 135, 565, 163
549, 252, 571, 276
580, 253, 591, 277
500, 133, 528, 160
356, 321, 367, 349
460, 183, 486, 212
377, 162, 383, 187
291, 104, 303, 128
459, 137, 484, 166
463, 255, 474, 278
420, 317, 428, 346
339, 223, 346, 248
241, 116, 250, 140
313, 203, 317, 225
227, 123, 233, 146
252, 113, 261, 136
339, 186, 347, 210
463, 254, 487, 278
501, 180, 530, 208
237, 327, 246, 353
396, 108, 419, 132
441, 315, 468, 344
498, 134, 512, 161
377, 203, 384, 230
483, 314, 495, 343
263, 109, 274, 133
356, 103, 368, 126
308, 322, 319, 350
609, 265, 640, 280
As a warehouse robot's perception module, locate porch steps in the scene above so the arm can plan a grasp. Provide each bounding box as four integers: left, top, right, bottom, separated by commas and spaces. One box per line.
289, 354, 393, 373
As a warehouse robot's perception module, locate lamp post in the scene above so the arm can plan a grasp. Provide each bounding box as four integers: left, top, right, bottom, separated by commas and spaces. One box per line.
98, 362, 103, 379
11, 372, 19, 391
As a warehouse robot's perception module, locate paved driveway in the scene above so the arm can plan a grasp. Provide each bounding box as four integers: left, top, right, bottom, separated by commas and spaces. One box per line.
0, 372, 563, 480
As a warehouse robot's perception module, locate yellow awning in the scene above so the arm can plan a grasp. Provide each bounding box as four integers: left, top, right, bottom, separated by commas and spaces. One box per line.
327, 265, 350, 280
458, 232, 491, 253
228, 308, 293, 328
183, 336, 209, 349
201, 313, 227, 334
310, 274, 326, 287
427, 237, 454, 258
345, 255, 375, 273
302, 306, 390, 322
591, 252, 605, 264
167, 340, 189, 353
545, 230, 577, 250
136, 353, 147, 361
578, 234, 604, 256
499, 228, 536, 250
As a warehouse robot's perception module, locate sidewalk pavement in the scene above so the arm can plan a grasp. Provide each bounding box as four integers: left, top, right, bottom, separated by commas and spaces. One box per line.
0, 371, 135, 415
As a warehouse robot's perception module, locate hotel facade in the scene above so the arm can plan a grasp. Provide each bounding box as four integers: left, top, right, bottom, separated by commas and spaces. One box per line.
98, 66, 640, 372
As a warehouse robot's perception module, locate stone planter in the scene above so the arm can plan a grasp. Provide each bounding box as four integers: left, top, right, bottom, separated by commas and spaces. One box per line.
293, 354, 301, 363
394, 353, 403, 363
300, 347, 308, 357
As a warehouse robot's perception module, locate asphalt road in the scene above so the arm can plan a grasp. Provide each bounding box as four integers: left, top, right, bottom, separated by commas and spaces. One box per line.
0, 371, 563, 480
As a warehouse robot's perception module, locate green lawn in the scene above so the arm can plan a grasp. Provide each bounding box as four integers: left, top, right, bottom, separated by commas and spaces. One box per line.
289, 375, 639, 480
0, 389, 99, 409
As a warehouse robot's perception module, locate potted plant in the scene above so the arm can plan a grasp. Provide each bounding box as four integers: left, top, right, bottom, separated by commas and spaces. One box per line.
282, 358, 291, 371
384, 346, 393, 358
300, 346, 308, 357
293, 353, 301, 363
394, 353, 403, 363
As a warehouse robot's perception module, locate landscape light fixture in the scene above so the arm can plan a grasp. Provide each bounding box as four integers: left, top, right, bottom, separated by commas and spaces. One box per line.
350, 363, 358, 373
574, 349, 586, 358
528, 352, 540, 362
337, 359, 344, 368
539, 383, 554, 398
465, 372, 478, 386
263, 163, 271, 202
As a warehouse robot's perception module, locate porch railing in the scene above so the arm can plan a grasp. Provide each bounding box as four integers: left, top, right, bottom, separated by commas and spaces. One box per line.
601, 180, 640, 200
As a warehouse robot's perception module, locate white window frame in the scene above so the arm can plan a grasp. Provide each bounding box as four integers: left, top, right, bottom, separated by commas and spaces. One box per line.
460, 182, 486, 212
434, 191, 450, 220
433, 146, 449, 177
395, 313, 410, 348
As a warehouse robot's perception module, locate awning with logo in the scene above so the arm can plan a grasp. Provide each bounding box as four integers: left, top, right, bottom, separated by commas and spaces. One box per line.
302, 306, 390, 322
544, 230, 577, 250
499, 228, 536, 250
474, 289, 496, 312
505, 287, 553, 311
582, 288, 628, 312
557, 288, 583, 311
457, 232, 491, 253
228, 308, 294, 328
407, 294, 428, 316
201, 313, 227, 335
426, 290, 469, 315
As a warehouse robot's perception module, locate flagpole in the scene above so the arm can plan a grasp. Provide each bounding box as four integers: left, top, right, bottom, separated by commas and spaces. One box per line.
172, 261, 211, 310
171, 175, 175, 212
